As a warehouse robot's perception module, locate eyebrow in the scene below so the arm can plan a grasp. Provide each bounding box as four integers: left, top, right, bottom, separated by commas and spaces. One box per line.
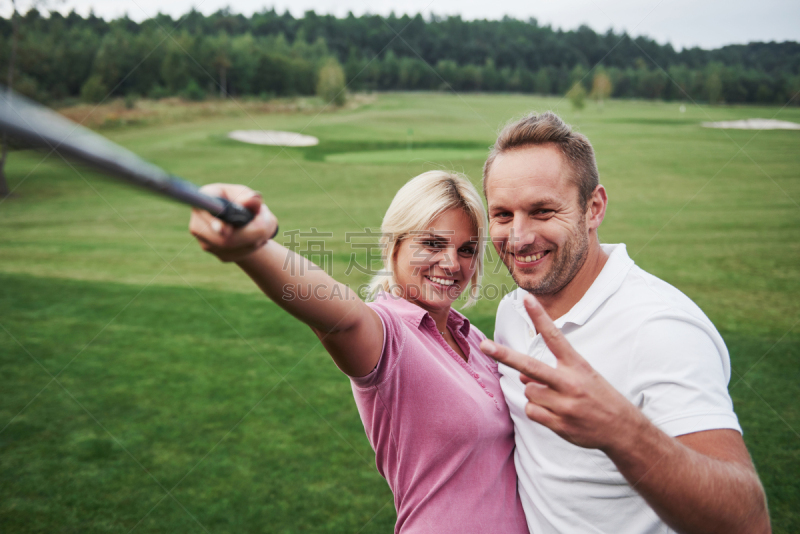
417, 232, 448, 240
489, 198, 560, 211
416, 232, 477, 247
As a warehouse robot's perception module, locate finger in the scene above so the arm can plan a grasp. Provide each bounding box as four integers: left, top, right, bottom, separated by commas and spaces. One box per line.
201, 183, 261, 206
524, 381, 563, 412
481, 339, 563, 389
222, 205, 271, 247
520, 374, 548, 386
198, 183, 263, 217
239, 193, 263, 215
198, 183, 225, 197
190, 208, 231, 245
523, 293, 582, 365
524, 400, 559, 427
193, 208, 268, 252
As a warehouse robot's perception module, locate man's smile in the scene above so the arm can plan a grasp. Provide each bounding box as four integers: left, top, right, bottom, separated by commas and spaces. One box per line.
511, 250, 551, 266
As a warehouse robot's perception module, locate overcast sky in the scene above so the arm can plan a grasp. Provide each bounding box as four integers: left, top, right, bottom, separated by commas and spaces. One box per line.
13, 0, 800, 50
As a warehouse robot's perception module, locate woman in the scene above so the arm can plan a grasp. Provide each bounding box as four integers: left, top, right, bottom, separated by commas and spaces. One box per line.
189, 171, 527, 533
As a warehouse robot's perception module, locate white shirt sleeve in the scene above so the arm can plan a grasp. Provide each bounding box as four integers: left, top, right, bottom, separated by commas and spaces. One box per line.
626, 312, 742, 437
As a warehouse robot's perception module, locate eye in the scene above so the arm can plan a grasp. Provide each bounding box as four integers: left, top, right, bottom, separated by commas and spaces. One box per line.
534, 209, 554, 217
458, 246, 477, 256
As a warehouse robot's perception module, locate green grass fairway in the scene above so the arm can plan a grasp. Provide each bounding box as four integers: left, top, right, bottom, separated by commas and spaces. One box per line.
1, 93, 799, 533
325, 147, 489, 164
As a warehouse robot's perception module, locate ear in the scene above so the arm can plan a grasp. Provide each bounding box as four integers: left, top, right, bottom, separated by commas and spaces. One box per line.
586, 184, 607, 231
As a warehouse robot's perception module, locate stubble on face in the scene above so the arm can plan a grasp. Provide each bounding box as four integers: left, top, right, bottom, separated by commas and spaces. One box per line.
506, 212, 590, 296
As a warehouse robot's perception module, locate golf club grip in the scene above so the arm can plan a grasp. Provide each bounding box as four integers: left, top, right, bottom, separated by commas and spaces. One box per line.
215, 196, 255, 228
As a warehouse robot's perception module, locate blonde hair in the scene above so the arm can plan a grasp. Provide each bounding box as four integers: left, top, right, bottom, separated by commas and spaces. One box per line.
368, 170, 486, 308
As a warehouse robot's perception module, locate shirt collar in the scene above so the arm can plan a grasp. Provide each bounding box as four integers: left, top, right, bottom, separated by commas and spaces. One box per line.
372, 291, 472, 336
511, 243, 634, 328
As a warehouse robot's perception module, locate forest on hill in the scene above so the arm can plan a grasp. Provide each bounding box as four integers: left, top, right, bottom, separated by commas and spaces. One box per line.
1, 8, 798, 105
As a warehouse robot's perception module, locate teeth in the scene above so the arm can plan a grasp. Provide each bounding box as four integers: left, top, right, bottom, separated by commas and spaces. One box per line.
428, 276, 455, 286
520, 252, 546, 263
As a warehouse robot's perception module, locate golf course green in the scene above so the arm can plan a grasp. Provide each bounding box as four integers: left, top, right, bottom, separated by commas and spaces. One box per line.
1, 92, 798, 532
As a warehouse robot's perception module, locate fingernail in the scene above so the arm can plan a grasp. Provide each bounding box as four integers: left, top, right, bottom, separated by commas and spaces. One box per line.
523, 293, 537, 307
482, 340, 497, 355
211, 220, 222, 233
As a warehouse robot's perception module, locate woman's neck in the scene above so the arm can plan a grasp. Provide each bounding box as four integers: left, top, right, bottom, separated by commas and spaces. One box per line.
420, 302, 451, 334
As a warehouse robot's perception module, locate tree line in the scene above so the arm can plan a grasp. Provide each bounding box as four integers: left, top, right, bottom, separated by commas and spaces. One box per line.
1, 8, 799, 106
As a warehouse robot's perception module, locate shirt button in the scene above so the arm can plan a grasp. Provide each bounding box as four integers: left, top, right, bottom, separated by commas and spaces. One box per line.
474, 373, 479, 378
528, 329, 535, 337
488, 393, 494, 397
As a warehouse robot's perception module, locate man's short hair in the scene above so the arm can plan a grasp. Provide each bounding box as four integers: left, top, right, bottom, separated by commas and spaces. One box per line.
483, 111, 599, 210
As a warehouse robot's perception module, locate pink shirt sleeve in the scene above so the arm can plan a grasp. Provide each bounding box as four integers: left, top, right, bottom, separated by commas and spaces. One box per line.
350, 301, 406, 388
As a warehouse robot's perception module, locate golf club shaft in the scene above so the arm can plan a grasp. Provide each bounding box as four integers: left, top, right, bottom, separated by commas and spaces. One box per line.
0, 87, 254, 227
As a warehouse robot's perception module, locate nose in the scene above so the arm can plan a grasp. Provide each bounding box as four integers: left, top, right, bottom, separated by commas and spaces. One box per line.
510, 218, 536, 254
437, 246, 460, 272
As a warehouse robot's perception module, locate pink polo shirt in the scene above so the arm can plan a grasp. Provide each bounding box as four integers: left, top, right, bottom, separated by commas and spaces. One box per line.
350, 293, 527, 534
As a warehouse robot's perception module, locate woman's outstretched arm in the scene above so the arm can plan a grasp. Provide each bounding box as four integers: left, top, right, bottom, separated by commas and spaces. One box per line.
189, 184, 383, 377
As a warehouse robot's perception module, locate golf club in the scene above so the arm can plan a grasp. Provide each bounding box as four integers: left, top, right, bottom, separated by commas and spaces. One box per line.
0, 87, 254, 227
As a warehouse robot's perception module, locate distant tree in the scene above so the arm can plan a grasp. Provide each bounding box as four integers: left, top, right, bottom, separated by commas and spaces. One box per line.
182, 79, 205, 101
344, 47, 365, 90
161, 42, 191, 93
461, 64, 482, 91
287, 57, 316, 95
80, 74, 107, 102
316, 56, 346, 106
0, 0, 19, 196
398, 56, 427, 89
590, 70, 612, 106
664, 65, 691, 100
720, 66, 747, 103
211, 33, 231, 98
534, 68, 552, 95
786, 75, 800, 105
516, 67, 535, 93
380, 50, 399, 90
707, 71, 723, 104
755, 83, 773, 103
435, 60, 460, 91
638, 69, 667, 99
88, 27, 141, 97
254, 53, 289, 95
482, 59, 501, 91
228, 33, 259, 95
569, 64, 589, 91
567, 82, 586, 110
1, 0, 55, 197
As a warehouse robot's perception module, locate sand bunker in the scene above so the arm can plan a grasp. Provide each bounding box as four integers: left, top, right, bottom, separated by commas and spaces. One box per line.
228, 130, 319, 146
701, 119, 800, 130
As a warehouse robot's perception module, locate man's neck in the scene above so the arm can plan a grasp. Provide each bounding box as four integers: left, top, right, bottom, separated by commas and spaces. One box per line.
536, 242, 610, 321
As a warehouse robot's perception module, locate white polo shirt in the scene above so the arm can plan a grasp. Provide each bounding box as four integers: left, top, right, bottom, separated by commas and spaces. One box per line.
496, 243, 741, 534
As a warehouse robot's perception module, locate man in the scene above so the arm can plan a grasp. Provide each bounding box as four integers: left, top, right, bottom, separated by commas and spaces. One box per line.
478, 112, 770, 533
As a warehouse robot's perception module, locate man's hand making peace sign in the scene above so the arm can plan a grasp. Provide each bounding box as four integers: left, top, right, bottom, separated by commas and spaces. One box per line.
481, 292, 645, 452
